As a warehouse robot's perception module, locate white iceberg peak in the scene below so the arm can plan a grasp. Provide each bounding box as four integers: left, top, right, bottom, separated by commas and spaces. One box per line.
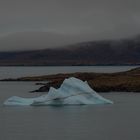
4, 77, 113, 106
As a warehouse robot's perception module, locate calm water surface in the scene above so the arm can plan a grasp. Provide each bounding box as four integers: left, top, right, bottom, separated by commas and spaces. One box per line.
0, 66, 139, 79
1, 66, 140, 140
1, 82, 140, 140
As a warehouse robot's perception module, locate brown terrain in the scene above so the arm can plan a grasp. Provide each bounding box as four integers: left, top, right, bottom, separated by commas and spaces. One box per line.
1, 67, 140, 93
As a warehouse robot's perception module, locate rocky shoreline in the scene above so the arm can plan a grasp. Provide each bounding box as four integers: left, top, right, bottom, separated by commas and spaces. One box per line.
1, 67, 140, 92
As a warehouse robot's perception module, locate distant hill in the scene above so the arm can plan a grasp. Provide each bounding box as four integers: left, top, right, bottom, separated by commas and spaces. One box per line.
0, 36, 140, 66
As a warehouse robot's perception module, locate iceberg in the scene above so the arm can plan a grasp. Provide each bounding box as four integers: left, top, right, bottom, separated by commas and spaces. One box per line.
4, 77, 113, 106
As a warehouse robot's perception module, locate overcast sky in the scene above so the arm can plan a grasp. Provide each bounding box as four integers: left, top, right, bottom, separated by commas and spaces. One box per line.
0, 0, 140, 50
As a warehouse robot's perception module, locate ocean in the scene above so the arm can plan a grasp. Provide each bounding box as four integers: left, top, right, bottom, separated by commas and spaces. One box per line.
1, 66, 140, 140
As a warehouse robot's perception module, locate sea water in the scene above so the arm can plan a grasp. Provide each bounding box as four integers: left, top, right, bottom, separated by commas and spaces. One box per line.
0, 65, 138, 79
1, 83, 140, 140
1, 66, 140, 140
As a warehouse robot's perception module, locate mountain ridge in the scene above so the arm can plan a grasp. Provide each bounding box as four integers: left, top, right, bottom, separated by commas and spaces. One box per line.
0, 36, 140, 66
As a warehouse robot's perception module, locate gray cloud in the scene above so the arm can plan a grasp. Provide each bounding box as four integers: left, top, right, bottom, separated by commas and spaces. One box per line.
0, 0, 140, 50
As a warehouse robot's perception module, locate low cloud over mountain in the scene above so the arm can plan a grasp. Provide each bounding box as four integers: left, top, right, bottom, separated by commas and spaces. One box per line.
0, 35, 140, 66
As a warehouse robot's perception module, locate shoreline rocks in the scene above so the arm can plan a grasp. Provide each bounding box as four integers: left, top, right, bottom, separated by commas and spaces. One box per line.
1, 67, 140, 92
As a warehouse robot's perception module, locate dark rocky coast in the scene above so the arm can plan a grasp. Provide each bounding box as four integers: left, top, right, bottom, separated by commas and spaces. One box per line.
1, 67, 140, 92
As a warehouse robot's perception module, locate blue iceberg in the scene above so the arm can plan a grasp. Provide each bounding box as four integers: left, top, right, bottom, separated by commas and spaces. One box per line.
4, 77, 113, 106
